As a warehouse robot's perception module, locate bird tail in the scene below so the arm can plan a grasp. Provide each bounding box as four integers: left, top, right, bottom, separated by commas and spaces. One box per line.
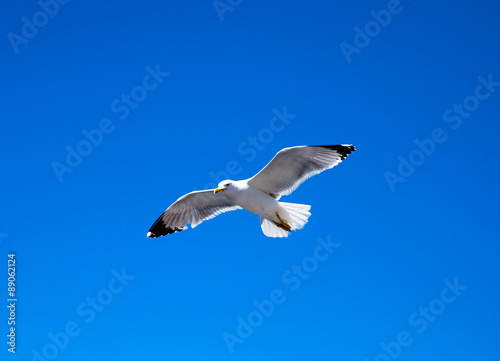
260, 202, 311, 238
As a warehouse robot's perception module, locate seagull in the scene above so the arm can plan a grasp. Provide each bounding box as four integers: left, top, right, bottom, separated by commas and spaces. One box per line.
147, 144, 355, 238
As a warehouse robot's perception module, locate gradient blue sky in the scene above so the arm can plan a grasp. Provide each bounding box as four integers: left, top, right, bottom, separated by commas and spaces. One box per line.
2, 0, 499, 360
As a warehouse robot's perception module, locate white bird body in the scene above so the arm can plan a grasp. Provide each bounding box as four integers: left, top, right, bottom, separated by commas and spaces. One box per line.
217, 180, 313, 237
222, 180, 279, 220
147, 144, 355, 238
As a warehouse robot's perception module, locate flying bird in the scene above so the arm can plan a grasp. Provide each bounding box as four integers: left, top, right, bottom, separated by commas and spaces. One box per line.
147, 144, 355, 238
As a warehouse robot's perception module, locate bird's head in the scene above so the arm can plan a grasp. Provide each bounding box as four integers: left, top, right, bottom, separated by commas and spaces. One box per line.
214, 180, 233, 194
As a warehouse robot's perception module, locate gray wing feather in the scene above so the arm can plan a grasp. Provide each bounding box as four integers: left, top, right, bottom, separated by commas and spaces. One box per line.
147, 190, 242, 237
247, 145, 355, 199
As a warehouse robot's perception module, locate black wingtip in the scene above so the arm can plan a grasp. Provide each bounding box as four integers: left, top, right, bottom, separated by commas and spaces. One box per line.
147, 221, 184, 238
312, 144, 356, 159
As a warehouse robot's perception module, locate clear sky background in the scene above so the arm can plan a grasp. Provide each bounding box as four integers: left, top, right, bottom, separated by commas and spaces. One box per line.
1, 0, 499, 360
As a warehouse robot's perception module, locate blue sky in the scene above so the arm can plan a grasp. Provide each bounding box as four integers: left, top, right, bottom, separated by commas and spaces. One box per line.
1, 0, 499, 360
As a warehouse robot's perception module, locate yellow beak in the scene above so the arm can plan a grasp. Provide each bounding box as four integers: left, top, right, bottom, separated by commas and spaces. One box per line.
214, 187, 224, 194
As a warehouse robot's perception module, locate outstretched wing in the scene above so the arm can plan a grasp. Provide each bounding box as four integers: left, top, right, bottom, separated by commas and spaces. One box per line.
247, 145, 355, 199
147, 190, 242, 237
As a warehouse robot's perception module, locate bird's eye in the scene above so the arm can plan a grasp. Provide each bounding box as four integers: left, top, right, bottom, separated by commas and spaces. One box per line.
225, 183, 230, 187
